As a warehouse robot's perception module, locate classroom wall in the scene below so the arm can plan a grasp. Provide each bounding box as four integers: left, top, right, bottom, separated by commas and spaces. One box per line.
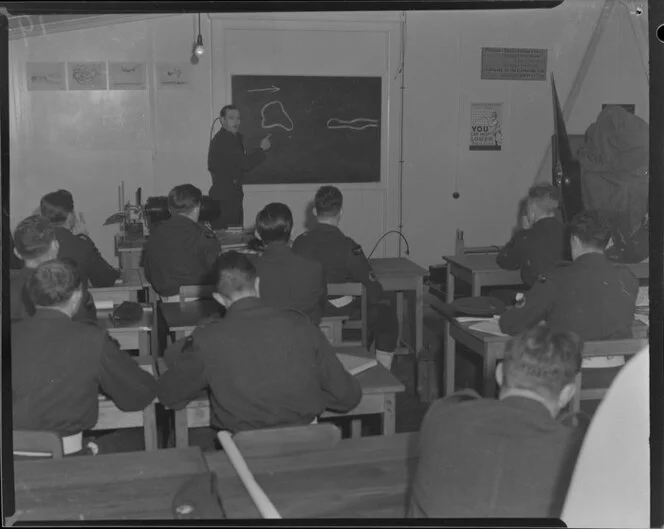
8, 3, 648, 268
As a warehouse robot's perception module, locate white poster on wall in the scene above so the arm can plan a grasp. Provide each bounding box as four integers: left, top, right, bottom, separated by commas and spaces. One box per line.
470, 102, 503, 151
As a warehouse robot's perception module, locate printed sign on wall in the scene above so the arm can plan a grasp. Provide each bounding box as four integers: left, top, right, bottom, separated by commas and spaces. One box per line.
470, 103, 503, 151
481, 48, 547, 81
109, 62, 146, 90
156, 62, 192, 89
68, 62, 107, 90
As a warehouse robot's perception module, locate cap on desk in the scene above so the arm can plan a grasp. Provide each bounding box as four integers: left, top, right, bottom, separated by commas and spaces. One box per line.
112, 302, 144, 324
452, 296, 506, 317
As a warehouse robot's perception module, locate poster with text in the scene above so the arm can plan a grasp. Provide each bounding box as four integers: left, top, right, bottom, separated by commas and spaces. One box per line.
156, 62, 192, 89
470, 103, 503, 151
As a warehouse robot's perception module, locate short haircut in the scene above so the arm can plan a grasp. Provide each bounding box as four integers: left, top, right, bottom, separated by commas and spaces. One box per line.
214, 251, 257, 298
168, 184, 202, 215
314, 186, 343, 217
255, 203, 293, 243
503, 325, 583, 401
527, 184, 560, 215
14, 215, 55, 260
40, 190, 74, 225
27, 259, 82, 308
569, 209, 612, 249
220, 105, 239, 118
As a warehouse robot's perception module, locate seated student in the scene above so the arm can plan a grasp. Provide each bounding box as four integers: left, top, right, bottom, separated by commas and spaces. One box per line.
157, 252, 361, 434
12, 260, 157, 457
499, 210, 638, 411
11, 215, 97, 322
408, 324, 586, 518
292, 186, 399, 370
40, 189, 120, 287
496, 184, 568, 288
143, 184, 221, 299
249, 202, 326, 325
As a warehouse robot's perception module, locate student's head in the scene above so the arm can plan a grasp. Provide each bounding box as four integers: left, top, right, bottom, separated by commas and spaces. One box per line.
26, 259, 84, 318
569, 210, 612, 260
168, 184, 202, 222
13, 215, 59, 267
212, 251, 260, 308
525, 184, 560, 224
255, 203, 293, 244
313, 186, 343, 222
496, 325, 582, 417
40, 190, 75, 230
220, 105, 240, 134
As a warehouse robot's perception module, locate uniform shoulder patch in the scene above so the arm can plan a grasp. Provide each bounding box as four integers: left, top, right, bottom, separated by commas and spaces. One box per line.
351, 244, 365, 257
76, 233, 93, 243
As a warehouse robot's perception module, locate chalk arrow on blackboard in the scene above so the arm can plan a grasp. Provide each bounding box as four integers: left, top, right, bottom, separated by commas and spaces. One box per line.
248, 85, 280, 94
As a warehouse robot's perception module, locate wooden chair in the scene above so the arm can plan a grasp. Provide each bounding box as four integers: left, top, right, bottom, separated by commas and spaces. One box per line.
232, 423, 341, 458
13, 430, 63, 459
92, 356, 159, 451
327, 282, 369, 349
572, 337, 647, 412
179, 284, 216, 303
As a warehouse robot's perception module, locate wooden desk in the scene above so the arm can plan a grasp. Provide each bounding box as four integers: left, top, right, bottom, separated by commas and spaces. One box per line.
90, 268, 148, 304
370, 257, 428, 357
12, 447, 209, 521
441, 253, 650, 395
205, 432, 418, 518
97, 305, 153, 357
446, 318, 649, 398
172, 361, 405, 448
95, 358, 158, 451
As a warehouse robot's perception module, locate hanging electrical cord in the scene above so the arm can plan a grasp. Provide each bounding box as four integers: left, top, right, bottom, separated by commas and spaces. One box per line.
368, 230, 411, 258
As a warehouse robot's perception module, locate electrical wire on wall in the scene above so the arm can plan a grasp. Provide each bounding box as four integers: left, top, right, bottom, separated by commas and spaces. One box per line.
395, 10, 407, 258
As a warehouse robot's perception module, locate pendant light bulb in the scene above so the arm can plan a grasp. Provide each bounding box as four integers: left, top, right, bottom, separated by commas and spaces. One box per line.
194, 34, 204, 57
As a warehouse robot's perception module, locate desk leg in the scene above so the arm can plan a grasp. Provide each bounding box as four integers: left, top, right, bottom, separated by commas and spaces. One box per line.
143, 405, 158, 451
415, 280, 424, 358
573, 373, 582, 413
174, 409, 189, 448
483, 349, 497, 399
382, 394, 396, 435
396, 292, 405, 351
351, 419, 362, 439
139, 330, 151, 359
444, 270, 455, 396
472, 279, 481, 298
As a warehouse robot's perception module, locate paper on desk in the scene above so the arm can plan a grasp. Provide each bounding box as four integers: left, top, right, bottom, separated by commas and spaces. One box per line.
468, 319, 509, 337
636, 286, 649, 307
94, 300, 114, 310
456, 316, 499, 323
634, 313, 649, 326
329, 296, 354, 308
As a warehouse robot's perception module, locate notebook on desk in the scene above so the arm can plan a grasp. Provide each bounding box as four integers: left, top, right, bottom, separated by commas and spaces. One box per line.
336, 352, 377, 376
467, 318, 509, 337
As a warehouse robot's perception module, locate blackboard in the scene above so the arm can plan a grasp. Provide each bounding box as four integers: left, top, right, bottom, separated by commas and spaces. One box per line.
231, 75, 382, 185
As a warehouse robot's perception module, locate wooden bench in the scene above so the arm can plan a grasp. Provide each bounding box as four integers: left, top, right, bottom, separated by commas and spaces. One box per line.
13, 430, 64, 459
327, 282, 369, 349
319, 315, 349, 346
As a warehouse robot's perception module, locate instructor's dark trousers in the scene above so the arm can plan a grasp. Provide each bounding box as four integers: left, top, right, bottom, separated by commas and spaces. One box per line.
210, 179, 244, 230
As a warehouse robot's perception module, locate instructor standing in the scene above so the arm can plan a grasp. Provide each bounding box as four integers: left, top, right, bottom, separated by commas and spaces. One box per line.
208, 105, 271, 229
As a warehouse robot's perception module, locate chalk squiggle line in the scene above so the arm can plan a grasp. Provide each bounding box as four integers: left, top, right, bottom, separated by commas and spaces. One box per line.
261, 101, 294, 132
327, 118, 379, 130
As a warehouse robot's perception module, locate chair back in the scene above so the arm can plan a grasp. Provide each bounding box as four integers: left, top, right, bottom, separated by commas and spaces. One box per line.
13, 430, 64, 459
232, 423, 341, 458
179, 284, 216, 303
572, 336, 647, 412
327, 282, 369, 349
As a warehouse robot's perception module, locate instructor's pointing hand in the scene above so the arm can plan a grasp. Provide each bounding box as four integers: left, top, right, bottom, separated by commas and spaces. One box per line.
260, 134, 272, 152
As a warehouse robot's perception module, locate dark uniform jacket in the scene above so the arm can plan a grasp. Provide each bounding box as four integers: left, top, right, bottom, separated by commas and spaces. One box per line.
10, 267, 97, 323
249, 242, 327, 325
143, 214, 222, 297
207, 128, 266, 200
54, 226, 120, 288
292, 223, 383, 305
12, 309, 157, 437
408, 393, 585, 518
499, 252, 638, 339
496, 217, 568, 287
157, 297, 362, 433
